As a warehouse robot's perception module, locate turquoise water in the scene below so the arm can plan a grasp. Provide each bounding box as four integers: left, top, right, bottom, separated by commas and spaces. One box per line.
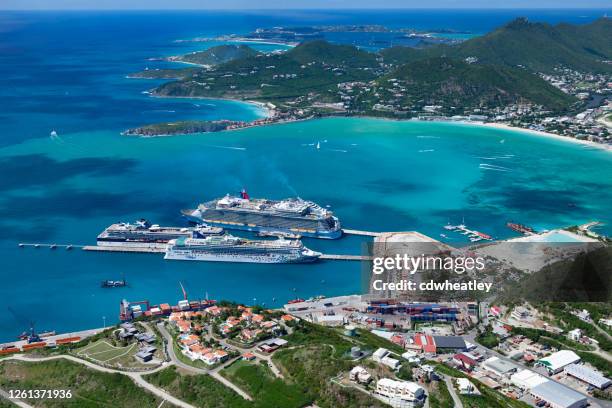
0, 11, 611, 341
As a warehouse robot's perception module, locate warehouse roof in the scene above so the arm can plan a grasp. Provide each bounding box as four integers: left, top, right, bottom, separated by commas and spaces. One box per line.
530, 381, 587, 408
538, 350, 580, 371
564, 364, 611, 389
432, 335, 466, 349
483, 356, 517, 375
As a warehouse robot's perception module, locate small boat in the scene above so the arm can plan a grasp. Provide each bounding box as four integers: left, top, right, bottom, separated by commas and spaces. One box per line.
287, 298, 305, 304
50, 130, 58, 137
316, 141, 320, 150
101, 279, 127, 288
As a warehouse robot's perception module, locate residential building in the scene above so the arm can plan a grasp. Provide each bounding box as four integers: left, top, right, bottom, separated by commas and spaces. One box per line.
375, 378, 425, 407
349, 366, 372, 384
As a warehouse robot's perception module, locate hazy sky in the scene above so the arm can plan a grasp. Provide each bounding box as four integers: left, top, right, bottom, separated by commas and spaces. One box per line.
2, 0, 611, 10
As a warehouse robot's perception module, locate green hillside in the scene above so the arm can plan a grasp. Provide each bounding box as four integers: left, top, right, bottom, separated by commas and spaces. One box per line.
381, 17, 612, 73
359, 57, 575, 112
154, 41, 379, 103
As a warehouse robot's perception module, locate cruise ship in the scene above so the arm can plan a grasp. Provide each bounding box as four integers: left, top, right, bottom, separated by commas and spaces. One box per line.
164, 234, 321, 263
97, 219, 223, 249
182, 190, 342, 239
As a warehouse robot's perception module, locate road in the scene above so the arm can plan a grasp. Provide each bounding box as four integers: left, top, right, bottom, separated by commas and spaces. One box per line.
442, 375, 463, 408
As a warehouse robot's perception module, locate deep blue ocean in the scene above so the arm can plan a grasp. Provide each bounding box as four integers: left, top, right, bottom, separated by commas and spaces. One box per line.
0, 10, 611, 341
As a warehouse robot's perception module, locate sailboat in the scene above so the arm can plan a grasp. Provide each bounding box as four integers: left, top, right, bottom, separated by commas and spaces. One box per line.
316, 141, 320, 150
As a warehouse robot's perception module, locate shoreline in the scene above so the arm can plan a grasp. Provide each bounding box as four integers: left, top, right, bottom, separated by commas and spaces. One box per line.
134, 94, 610, 151
462, 121, 612, 152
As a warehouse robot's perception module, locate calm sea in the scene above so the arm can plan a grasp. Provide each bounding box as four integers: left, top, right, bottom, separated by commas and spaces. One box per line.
0, 10, 610, 341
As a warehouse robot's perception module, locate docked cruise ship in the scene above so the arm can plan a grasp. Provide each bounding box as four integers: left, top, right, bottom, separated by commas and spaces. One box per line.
97, 219, 223, 249
182, 191, 342, 239
164, 235, 321, 263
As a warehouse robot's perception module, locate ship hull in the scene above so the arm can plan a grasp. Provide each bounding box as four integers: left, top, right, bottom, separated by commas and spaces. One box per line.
97, 240, 169, 250
164, 250, 319, 264
182, 211, 342, 239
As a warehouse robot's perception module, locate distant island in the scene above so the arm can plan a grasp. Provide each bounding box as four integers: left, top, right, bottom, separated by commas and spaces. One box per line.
126, 18, 611, 143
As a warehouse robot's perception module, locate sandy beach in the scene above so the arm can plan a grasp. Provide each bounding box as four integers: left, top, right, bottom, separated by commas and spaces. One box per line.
463, 121, 612, 152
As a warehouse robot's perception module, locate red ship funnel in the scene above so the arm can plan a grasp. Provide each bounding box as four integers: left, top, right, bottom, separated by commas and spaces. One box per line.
240, 189, 250, 200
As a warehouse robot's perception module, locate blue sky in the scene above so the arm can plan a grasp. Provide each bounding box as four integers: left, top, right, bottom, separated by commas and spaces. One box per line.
2, 0, 611, 10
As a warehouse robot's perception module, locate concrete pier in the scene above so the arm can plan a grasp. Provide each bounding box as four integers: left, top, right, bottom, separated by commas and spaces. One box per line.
342, 229, 381, 237
320, 254, 372, 261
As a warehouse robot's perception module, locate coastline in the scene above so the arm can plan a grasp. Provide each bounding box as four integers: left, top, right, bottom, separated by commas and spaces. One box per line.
462, 121, 612, 152
134, 96, 608, 150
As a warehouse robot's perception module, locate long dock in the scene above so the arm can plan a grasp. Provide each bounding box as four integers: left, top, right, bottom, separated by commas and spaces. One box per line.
342, 229, 381, 237
20, 243, 371, 261
18, 243, 83, 250
82, 245, 165, 254
320, 254, 372, 261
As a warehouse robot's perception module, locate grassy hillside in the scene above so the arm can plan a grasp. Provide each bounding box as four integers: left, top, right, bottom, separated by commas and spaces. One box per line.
0, 359, 161, 407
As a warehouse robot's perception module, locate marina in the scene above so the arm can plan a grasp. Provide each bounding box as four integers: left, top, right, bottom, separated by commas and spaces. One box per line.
443, 223, 494, 242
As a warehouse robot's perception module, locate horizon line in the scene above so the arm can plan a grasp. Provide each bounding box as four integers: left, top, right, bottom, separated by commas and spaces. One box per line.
1, 7, 611, 11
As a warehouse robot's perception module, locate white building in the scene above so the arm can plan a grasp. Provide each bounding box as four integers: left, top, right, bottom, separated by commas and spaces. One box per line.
511, 306, 530, 321
373, 347, 390, 362
567, 328, 582, 342
510, 369, 548, 390
349, 366, 372, 384
376, 378, 425, 407
456, 378, 476, 394
382, 356, 401, 370
538, 350, 581, 374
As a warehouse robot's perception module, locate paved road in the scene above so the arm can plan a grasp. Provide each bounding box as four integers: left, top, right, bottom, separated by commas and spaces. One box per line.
442, 375, 463, 408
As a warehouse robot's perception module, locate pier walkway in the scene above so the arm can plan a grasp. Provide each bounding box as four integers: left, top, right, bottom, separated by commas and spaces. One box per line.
320, 254, 372, 261
342, 229, 381, 237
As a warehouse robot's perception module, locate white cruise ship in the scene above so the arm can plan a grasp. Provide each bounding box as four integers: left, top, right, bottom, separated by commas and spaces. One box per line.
164, 234, 321, 263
